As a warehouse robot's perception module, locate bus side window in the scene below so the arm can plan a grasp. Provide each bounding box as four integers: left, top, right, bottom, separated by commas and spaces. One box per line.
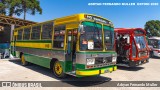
31, 25, 41, 40
53, 25, 65, 48
42, 22, 53, 39
23, 27, 31, 40
17, 29, 23, 40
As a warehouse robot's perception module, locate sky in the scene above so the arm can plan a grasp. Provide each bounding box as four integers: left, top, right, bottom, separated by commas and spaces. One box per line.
17, 0, 160, 28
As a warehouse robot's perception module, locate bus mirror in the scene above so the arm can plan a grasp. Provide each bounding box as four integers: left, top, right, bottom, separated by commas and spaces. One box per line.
79, 25, 84, 33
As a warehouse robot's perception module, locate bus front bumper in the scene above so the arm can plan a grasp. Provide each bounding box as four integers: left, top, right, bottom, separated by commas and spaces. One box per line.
76, 66, 117, 77
129, 58, 149, 67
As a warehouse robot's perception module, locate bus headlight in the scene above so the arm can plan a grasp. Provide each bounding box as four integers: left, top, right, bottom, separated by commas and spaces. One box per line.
112, 57, 117, 62
86, 58, 95, 65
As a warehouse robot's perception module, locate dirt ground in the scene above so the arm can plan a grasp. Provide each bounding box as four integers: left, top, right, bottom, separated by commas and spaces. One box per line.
0, 57, 160, 90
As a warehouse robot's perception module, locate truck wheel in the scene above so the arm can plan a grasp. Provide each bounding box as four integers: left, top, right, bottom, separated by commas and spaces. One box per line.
52, 61, 66, 78
21, 54, 28, 66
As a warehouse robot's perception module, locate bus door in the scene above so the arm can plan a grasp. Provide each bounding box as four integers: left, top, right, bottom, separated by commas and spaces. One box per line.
116, 33, 130, 63
66, 29, 77, 70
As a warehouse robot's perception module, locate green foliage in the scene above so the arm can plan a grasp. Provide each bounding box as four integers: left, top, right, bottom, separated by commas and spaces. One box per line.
0, 0, 42, 20
144, 20, 160, 37
0, 0, 7, 15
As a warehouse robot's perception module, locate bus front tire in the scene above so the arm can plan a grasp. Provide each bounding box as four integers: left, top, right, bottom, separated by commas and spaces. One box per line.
20, 54, 28, 66
52, 61, 66, 78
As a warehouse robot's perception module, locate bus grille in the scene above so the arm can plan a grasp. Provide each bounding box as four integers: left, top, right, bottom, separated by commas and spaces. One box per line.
95, 57, 112, 64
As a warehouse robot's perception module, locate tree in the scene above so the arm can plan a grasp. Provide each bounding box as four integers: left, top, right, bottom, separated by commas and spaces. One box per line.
18, 0, 42, 20
0, 0, 7, 15
0, 0, 42, 20
144, 20, 160, 37
0, 0, 20, 16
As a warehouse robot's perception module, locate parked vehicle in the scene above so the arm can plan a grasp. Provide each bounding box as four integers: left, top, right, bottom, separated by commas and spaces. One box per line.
0, 43, 10, 59
114, 28, 150, 67
11, 13, 117, 78
148, 37, 160, 58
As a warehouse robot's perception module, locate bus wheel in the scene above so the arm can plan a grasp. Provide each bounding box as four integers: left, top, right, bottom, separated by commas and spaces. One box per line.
53, 61, 66, 78
21, 54, 28, 66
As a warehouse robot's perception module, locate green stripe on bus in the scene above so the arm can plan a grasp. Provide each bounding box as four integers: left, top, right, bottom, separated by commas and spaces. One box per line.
82, 21, 113, 31
14, 40, 52, 43
76, 51, 116, 54
24, 53, 51, 68
65, 61, 73, 72
15, 46, 64, 51
82, 21, 102, 28
76, 63, 86, 69
104, 25, 114, 31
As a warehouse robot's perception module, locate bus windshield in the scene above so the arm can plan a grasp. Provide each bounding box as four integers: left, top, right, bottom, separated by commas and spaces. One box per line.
154, 40, 160, 49
134, 36, 146, 50
80, 21, 103, 51
104, 27, 114, 50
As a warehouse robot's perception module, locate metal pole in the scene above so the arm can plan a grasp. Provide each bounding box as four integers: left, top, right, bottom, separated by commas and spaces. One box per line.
10, 24, 15, 41
9, 24, 15, 59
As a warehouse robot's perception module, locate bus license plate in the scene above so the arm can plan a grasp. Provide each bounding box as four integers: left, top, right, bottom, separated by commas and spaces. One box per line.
104, 69, 109, 73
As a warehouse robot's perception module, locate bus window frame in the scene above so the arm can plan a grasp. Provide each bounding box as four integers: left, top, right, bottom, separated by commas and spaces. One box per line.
41, 21, 54, 40
132, 30, 149, 59
52, 25, 66, 50
31, 24, 42, 40
134, 34, 148, 51
23, 27, 31, 40
65, 28, 78, 52
17, 29, 24, 41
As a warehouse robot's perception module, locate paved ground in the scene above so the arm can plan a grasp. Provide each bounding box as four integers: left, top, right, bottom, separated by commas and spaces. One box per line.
0, 57, 160, 90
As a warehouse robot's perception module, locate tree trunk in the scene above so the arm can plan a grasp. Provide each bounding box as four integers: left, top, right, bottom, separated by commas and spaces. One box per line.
24, 10, 26, 20
9, 6, 15, 17
23, 0, 26, 20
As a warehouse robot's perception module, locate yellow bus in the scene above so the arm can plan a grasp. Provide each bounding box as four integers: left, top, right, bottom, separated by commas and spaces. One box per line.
11, 13, 117, 78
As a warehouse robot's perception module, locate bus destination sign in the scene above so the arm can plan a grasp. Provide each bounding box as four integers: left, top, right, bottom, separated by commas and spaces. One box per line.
85, 15, 110, 24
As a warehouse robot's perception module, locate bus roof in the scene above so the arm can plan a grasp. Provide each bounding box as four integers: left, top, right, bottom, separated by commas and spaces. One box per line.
55, 13, 111, 22
114, 28, 144, 32
148, 37, 160, 40
114, 28, 146, 34
15, 13, 113, 30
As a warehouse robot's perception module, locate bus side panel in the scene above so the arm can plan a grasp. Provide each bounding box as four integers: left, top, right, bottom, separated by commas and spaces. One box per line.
65, 60, 73, 72
24, 53, 69, 73
15, 46, 67, 70
24, 53, 51, 68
